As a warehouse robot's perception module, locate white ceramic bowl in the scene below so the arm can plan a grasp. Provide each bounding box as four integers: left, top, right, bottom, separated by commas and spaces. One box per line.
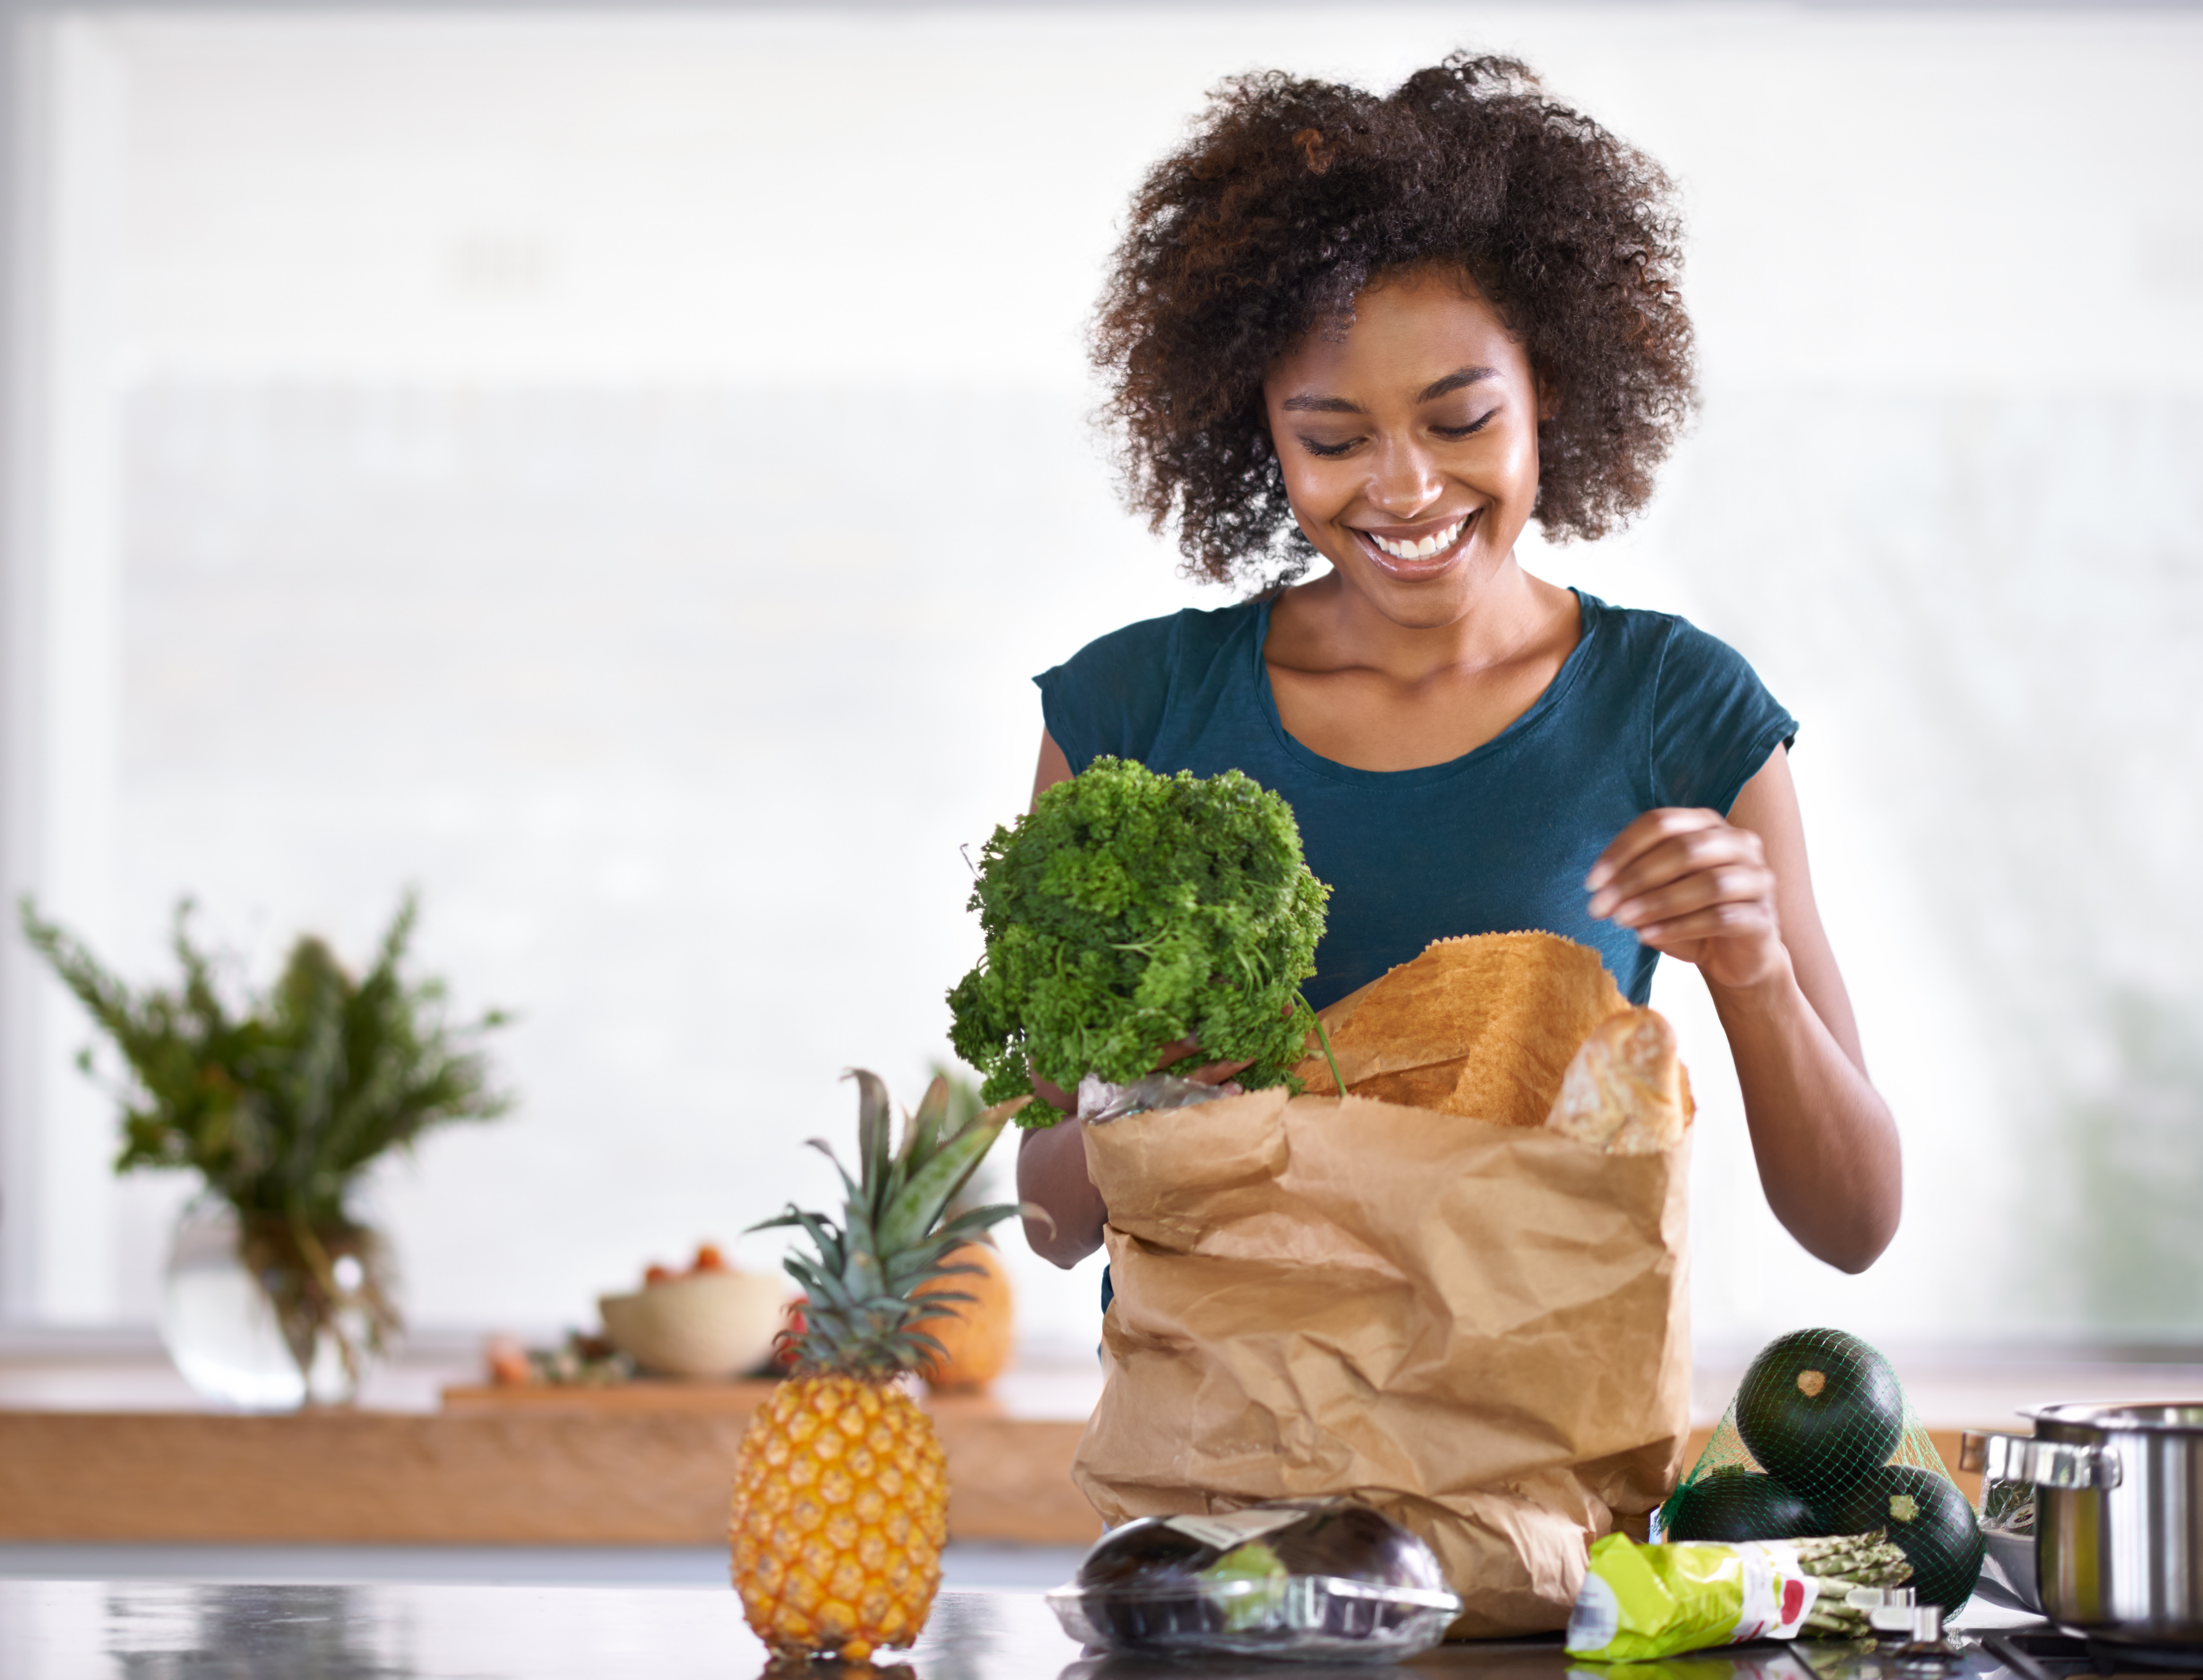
597, 1270, 787, 1379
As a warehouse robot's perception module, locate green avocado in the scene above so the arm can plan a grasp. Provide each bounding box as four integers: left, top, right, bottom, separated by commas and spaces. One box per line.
1200, 1539, 1290, 1632
1732, 1328, 1905, 1503
1812, 1463, 1985, 1609
1659, 1467, 1818, 1542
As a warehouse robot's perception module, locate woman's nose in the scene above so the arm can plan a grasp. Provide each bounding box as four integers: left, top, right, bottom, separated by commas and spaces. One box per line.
1365, 436, 1443, 516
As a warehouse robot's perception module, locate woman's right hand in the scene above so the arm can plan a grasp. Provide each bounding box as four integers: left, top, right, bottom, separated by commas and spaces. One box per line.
1018, 1036, 1252, 1267
1017, 1117, 1107, 1268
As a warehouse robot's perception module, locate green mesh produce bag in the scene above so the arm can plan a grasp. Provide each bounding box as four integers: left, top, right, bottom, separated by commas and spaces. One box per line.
1655, 1328, 1985, 1609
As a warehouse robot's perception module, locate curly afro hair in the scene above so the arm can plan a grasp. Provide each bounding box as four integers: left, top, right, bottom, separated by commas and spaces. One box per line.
1093, 53, 1695, 590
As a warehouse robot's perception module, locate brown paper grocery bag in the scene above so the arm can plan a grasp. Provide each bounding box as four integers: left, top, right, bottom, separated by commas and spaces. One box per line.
1069, 942, 1692, 1639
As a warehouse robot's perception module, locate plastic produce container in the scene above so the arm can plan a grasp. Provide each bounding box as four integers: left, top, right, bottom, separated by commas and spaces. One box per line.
1045, 1500, 1461, 1662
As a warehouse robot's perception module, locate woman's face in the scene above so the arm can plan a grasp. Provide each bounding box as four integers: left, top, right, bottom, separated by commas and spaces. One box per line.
1262, 267, 1545, 628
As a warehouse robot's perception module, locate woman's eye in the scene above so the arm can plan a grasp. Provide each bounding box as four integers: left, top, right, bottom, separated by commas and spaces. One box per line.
1432, 406, 1501, 441
1297, 435, 1360, 458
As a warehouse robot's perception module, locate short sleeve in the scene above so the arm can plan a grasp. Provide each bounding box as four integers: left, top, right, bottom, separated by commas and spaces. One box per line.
1033, 612, 1182, 772
1651, 620, 1799, 814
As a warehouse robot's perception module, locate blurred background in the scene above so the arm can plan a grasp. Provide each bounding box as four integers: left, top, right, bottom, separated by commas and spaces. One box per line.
1, 0, 2198, 1376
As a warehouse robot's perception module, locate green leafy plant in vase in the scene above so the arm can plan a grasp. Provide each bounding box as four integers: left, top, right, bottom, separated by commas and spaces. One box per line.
17, 890, 511, 1407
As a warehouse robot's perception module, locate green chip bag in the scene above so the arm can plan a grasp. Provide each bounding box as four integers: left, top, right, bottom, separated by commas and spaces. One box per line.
1566, 1535, 1823, 1661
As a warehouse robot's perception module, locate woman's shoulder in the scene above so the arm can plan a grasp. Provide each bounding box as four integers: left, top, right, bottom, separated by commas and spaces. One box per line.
1044, 598, 1259, 676
1579, 593, 1770, 693
1577, 593, 1797, 812
1034, 600, 1260, 769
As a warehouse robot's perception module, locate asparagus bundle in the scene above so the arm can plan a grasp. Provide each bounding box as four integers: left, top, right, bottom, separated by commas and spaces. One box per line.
1786, 1532, 1913, 1638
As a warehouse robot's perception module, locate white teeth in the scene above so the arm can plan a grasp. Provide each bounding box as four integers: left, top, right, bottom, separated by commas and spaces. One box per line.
1367, 514, 1468, 562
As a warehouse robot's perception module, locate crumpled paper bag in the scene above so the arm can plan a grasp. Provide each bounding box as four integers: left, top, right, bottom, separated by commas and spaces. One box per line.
1070, 932, 1692, 1639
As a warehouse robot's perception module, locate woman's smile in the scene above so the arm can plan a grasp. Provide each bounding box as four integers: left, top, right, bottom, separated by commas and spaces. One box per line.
1352, 507, 1479, 574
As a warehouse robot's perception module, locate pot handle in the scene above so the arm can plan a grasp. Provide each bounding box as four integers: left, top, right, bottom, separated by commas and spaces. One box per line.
1959, 1431, 2124, 1491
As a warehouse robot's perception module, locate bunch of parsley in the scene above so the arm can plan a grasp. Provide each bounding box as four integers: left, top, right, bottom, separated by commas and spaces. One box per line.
947, 757, 1330, 1129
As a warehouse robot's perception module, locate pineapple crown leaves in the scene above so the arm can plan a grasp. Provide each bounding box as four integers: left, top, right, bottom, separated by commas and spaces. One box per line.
749, 1070, 1032, 1377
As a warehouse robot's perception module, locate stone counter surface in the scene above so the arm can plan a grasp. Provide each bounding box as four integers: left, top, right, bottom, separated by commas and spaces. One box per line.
0, 1579, 2129, 1680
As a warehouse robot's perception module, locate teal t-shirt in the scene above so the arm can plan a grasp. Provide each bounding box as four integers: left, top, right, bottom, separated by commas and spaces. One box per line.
1034, 590, 1796, 1009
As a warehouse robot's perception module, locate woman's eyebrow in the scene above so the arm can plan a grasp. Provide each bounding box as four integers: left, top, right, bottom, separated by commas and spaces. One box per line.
1414, 365, 1500, 402
1279, 365, 1500, 414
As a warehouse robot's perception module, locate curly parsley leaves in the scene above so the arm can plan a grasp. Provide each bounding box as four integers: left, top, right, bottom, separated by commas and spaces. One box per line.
947, 757, 1330, 1129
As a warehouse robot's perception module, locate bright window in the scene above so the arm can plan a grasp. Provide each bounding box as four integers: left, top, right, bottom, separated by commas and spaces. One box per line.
5, 7, 2201, 1358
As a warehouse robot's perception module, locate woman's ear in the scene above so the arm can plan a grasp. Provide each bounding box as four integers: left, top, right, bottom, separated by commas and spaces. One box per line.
1536, 374, 1560, 423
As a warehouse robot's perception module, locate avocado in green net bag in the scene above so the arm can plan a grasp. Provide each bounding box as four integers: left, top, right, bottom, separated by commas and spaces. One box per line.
1655, 1326, 1983, 1613
1814, 1463, 1987, 1610
1733, 1328, 1904, 1502
1659, 1467, 1817, 1543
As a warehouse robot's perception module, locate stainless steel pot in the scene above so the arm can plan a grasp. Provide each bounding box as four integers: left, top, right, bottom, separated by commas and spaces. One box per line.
1963, 1403, 2203, 1647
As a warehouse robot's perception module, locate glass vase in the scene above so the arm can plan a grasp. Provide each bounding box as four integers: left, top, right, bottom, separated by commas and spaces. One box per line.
159, 1196, 398, 1410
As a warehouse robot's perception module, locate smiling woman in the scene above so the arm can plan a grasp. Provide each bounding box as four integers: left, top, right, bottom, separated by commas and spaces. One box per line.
1017, 53, 1902, 1278
1093, 55, 1694, 590
1259, 271, 1569, 773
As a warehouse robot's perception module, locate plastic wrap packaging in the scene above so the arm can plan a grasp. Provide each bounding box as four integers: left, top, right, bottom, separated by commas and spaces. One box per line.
1567, 1530, 1939, 1661
1566, 1535, 1828, 1660
1048, 1500, 1459, 1663
1075, 1072, 1232, 1125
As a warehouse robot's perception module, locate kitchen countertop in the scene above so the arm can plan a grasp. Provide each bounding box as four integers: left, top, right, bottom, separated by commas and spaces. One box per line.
0, 1569, 2167, 1675
0, 1578, 2147, 1680
3, 1581, 1053, 1678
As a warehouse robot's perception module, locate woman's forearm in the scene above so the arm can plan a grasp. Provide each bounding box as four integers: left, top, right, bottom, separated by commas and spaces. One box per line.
1017, 1118, 1107, 1267
1707, 951, 1902, 1273
1591, 759, 1902, 1271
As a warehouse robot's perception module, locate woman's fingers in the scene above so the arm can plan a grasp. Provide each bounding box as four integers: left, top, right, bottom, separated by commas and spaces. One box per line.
1034, 1036, 1254, 1118
1151, 1036, 1251, 1084
1185, 1058, 1255, 1087
1031, 1071, 1078, 1112
1589, 818, 1764, 920
1634, 897, 1779, 947
1588, 807, 1785, 989
1586, 807, 1725, 895
1149, 1035, 1200, 1070
1606, 861, 1776, 931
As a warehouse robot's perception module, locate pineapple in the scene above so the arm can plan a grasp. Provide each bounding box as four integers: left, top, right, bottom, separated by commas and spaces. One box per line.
731, 1070, 1025, 1662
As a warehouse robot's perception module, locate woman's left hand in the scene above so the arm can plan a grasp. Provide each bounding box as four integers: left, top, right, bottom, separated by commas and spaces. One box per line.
1586, 807, 1787, 992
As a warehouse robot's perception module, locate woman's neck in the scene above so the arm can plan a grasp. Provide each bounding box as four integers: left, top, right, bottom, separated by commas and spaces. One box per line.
1256, 553, 1581, 772
1268, 552, 1571, 686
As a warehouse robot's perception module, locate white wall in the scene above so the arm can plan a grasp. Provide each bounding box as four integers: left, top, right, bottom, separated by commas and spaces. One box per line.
0, 15, 137, 1327
5, 5, 2200, 1358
